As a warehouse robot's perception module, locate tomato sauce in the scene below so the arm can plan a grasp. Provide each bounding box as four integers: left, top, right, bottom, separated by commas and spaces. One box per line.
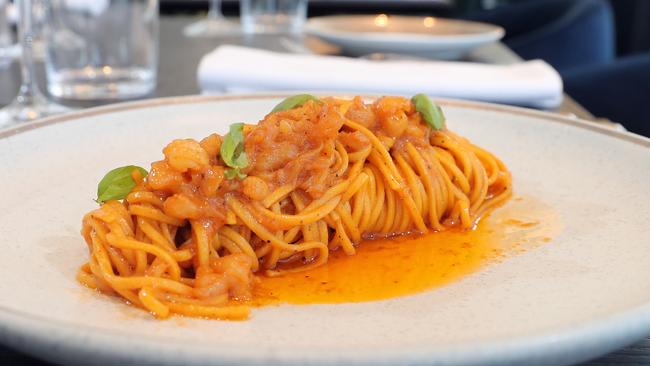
250, 195, 560, 305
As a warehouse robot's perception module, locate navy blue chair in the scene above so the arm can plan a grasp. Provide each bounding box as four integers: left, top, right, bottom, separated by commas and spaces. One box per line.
465, 0, 615, 73
465, 0, 650, 137
563, 52, 650, 137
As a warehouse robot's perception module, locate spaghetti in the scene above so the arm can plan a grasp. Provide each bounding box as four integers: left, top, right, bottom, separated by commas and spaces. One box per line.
78, 95, 512, 319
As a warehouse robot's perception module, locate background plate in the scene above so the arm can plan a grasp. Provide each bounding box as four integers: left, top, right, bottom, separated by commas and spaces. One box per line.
305, 15, 504, 59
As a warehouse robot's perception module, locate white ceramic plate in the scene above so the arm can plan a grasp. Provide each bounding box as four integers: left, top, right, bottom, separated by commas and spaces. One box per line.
305, 15, 505, 59
0, 95, 649, 366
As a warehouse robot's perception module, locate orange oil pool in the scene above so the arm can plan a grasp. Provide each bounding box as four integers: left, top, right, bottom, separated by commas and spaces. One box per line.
250, 195, 561, 306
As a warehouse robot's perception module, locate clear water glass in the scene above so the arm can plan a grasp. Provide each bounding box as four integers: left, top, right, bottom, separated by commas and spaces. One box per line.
44, 0, 159, 100
183, 0, 240, 38
0, 0, 11, 46
0, 0, 69, 129
0, 0, 16, 68
240, 0, 307, 34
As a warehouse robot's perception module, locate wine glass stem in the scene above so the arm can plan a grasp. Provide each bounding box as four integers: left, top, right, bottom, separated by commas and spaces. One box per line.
16, 0, 39, 103
207, 0, 224, 20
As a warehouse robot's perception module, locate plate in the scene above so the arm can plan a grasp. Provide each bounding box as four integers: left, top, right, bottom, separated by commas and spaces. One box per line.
0, 95, 649, 366
305, 15, 505, 59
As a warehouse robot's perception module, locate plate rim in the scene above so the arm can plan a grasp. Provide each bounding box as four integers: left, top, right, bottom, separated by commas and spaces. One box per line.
2, 300, 650, 366
1, 94, 648, 148
1, 94, 649, 366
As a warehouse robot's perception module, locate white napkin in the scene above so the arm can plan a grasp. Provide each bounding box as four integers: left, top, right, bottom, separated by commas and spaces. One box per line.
198, 45, 564, 109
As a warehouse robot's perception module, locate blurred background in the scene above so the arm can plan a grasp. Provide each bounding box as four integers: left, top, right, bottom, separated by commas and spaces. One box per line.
152, 0, 650, 138
0, 0, 648, 135
173, 0, 650, 137
163, 0, 650, 58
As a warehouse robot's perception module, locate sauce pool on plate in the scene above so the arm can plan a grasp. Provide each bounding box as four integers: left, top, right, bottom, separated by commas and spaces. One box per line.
251, 195, 560, 305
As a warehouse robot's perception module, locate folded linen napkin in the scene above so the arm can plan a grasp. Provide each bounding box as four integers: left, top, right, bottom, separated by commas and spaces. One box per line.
198, 45, 563, 109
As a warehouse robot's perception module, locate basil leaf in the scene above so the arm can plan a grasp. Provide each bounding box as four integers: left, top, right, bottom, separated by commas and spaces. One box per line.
220, 123, 248, 179
224, 168, 247, 180
271, 94, 320, 113
97, 165, 148, 203
411, 93, 446, 130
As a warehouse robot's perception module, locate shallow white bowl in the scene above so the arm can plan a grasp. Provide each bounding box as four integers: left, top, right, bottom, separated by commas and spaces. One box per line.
305, 15, 505, 59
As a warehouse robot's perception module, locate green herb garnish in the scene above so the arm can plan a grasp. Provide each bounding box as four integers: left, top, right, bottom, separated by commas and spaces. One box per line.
411, 93, 446, 130
96, 165, 148, 203
271, 94, 320, 113
220, 123, 249, 180
224, 168, 247, 180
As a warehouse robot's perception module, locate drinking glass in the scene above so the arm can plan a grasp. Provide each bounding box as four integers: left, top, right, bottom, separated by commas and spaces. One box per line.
44, 0, 159, 100
0, 0, 68, 128
0, 0, 14, 67
240, 0, 308, 34
183, 0, 239, 37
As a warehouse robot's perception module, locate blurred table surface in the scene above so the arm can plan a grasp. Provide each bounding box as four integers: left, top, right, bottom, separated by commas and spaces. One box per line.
160, 0, 453, 14
0, 14, 592, 119
1, 14, 647, 366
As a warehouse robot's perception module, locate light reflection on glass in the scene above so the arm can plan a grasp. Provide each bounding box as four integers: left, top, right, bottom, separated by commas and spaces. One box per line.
374, 14, 388, 28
